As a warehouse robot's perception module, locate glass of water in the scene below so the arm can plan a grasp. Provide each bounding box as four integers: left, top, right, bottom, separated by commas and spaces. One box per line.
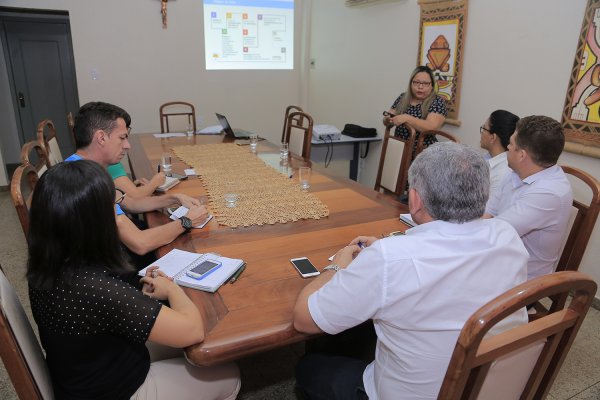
249, 134, 259, 153
186, 121, 194, 136
299, 167, 311, 190
280, 142, 289, 160
161, 153, 172, 177
224, 181, 239, 208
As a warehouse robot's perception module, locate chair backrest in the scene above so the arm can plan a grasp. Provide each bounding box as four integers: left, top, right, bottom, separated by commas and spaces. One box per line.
415, 129, 459, 155
284, 111, 313, 159
437, 271, 596, 400
36, 120, 63, 166
10, 163, 39, 238
0, 266, 54, 399
20, 141, 50, 177
557, 165, 600, 273
159, 101, 196, 133
374, 125, 416, 196
281, 105, 304, 143
66, 112, 76, 146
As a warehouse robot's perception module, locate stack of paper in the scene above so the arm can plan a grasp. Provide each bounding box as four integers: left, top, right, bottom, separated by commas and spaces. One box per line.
155, 176, 180, 192
399, 213, 416, 228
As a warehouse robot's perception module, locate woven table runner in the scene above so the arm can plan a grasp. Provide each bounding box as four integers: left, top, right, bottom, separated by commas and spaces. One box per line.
172, 143, 329, 228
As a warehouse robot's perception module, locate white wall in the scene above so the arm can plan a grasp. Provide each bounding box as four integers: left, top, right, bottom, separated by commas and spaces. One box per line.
0, 0, 307, 143
309, 0, 600, 287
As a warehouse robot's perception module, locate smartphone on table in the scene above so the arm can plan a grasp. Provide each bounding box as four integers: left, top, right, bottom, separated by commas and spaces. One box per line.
290, 257, 320, 278
186, 259, 222, 280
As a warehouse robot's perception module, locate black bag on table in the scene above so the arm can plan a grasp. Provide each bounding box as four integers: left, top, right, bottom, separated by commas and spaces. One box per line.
342, 124, 377, 138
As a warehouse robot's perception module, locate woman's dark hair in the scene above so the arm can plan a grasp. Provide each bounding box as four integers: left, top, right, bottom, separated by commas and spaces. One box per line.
488, 109, 519, 150
27, 160, 133, 289
73, 101, 131, 149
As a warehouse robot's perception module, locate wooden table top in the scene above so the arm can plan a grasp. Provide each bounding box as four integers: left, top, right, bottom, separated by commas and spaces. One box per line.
128, 133, 408, 366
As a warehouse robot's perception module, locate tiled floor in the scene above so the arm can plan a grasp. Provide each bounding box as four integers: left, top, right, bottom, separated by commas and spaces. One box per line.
0, 190, 599, 399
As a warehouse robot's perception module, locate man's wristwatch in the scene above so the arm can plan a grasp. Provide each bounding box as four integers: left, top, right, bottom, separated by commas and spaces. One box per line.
322, 264, 341, 273
180, 216, 193, 231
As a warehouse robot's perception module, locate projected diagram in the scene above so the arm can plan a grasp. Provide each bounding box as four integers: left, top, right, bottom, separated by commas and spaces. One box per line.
204, 0, 294, 70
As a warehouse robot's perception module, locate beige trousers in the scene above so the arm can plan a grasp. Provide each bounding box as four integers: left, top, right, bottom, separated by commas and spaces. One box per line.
130, 342, 241, 400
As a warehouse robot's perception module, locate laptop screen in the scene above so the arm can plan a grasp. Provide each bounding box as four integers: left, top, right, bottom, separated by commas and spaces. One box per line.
216, 113, 234, 136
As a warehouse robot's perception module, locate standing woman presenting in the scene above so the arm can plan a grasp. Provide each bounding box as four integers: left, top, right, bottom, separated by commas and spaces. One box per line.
27, 160, 240, 400
384, 65, 447, 148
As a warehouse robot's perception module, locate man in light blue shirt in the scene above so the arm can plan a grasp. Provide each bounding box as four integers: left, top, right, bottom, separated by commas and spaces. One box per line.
486, 115, 573, 280
68, 102, 208, 257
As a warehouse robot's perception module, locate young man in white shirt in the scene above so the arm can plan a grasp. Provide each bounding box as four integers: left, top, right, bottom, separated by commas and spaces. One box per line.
485, 115, 573, 280
293, 142, 529, 400
479, 109, 519, 198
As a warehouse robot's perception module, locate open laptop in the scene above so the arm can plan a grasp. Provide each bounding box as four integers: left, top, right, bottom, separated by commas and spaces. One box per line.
215, 113, 255, 139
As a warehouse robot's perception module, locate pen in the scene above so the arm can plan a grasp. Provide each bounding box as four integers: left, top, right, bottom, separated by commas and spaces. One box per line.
157, 164, 161, 173
358, 242, 365, 249
229, 264, 246, 284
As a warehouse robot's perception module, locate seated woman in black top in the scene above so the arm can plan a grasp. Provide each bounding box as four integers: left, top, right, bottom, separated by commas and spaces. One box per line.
383, 65, 447, 148
27, 160, 240, 400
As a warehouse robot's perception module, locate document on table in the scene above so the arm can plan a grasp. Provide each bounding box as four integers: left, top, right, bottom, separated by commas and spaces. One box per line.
153, 132, 187, 138
197, 125, 223, 134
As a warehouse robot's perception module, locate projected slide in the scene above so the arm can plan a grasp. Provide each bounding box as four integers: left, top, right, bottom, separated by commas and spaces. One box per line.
204, 0, 294, 70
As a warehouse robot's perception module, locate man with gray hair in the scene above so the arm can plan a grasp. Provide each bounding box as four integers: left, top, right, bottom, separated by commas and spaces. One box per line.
293, 142, 528, 400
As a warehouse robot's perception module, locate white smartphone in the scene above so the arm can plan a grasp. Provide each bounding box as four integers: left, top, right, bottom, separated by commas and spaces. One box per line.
185, 259, 222, 280
290, 257, 320, 278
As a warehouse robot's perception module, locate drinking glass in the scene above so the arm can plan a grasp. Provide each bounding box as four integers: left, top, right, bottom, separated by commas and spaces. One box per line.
186, 121, 194, 136
224, 181, 239, 208
161, 153, 173, 177
299, 167, 311, 190
249, 134, 259, 153
280, 142, 289, 160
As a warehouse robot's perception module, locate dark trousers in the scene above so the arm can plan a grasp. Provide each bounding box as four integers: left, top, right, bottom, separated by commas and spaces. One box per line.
296, 321, 376, 399
296, 353, 369, 400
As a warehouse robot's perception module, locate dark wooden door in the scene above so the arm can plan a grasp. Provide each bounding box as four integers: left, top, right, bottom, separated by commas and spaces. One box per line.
2, 13, 78, 156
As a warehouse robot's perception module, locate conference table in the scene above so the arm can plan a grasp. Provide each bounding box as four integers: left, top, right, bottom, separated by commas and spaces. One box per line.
128, 132, 408, 366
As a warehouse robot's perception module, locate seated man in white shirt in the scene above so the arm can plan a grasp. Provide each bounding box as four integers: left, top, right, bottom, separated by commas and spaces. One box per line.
485, 115, 573, 280
479, 109, 519, 198
67, 102, 208, 258
293, 142, 529, 400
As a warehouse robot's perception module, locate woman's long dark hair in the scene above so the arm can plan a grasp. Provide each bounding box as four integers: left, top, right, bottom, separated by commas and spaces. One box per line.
27, 160, 133, 289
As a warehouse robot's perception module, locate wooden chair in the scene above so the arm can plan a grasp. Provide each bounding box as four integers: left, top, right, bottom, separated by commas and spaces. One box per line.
283, 111, 313, 159
529, 165, 600, 319
0, 265, 54, 399
66, 112, 75, 146
281, 105, 304, 143
438, 271, 596, 400
374, 125, 416, 196
10, 163, 39, 238
36, 120, 62, 166
159, 101, 196, 133
20, 141, 50, 177
415, 129, 459, 155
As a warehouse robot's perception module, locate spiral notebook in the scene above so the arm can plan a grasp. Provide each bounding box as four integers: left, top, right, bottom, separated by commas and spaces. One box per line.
138, 249, 245, 292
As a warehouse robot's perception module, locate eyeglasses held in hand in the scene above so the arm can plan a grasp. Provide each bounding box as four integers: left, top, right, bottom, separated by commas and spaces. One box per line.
382, 111, 396, 117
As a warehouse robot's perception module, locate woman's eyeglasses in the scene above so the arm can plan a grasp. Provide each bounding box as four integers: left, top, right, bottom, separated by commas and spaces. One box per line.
480, 126, 492, 135
115, 188, 126, 204
411, 80, 432, 87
